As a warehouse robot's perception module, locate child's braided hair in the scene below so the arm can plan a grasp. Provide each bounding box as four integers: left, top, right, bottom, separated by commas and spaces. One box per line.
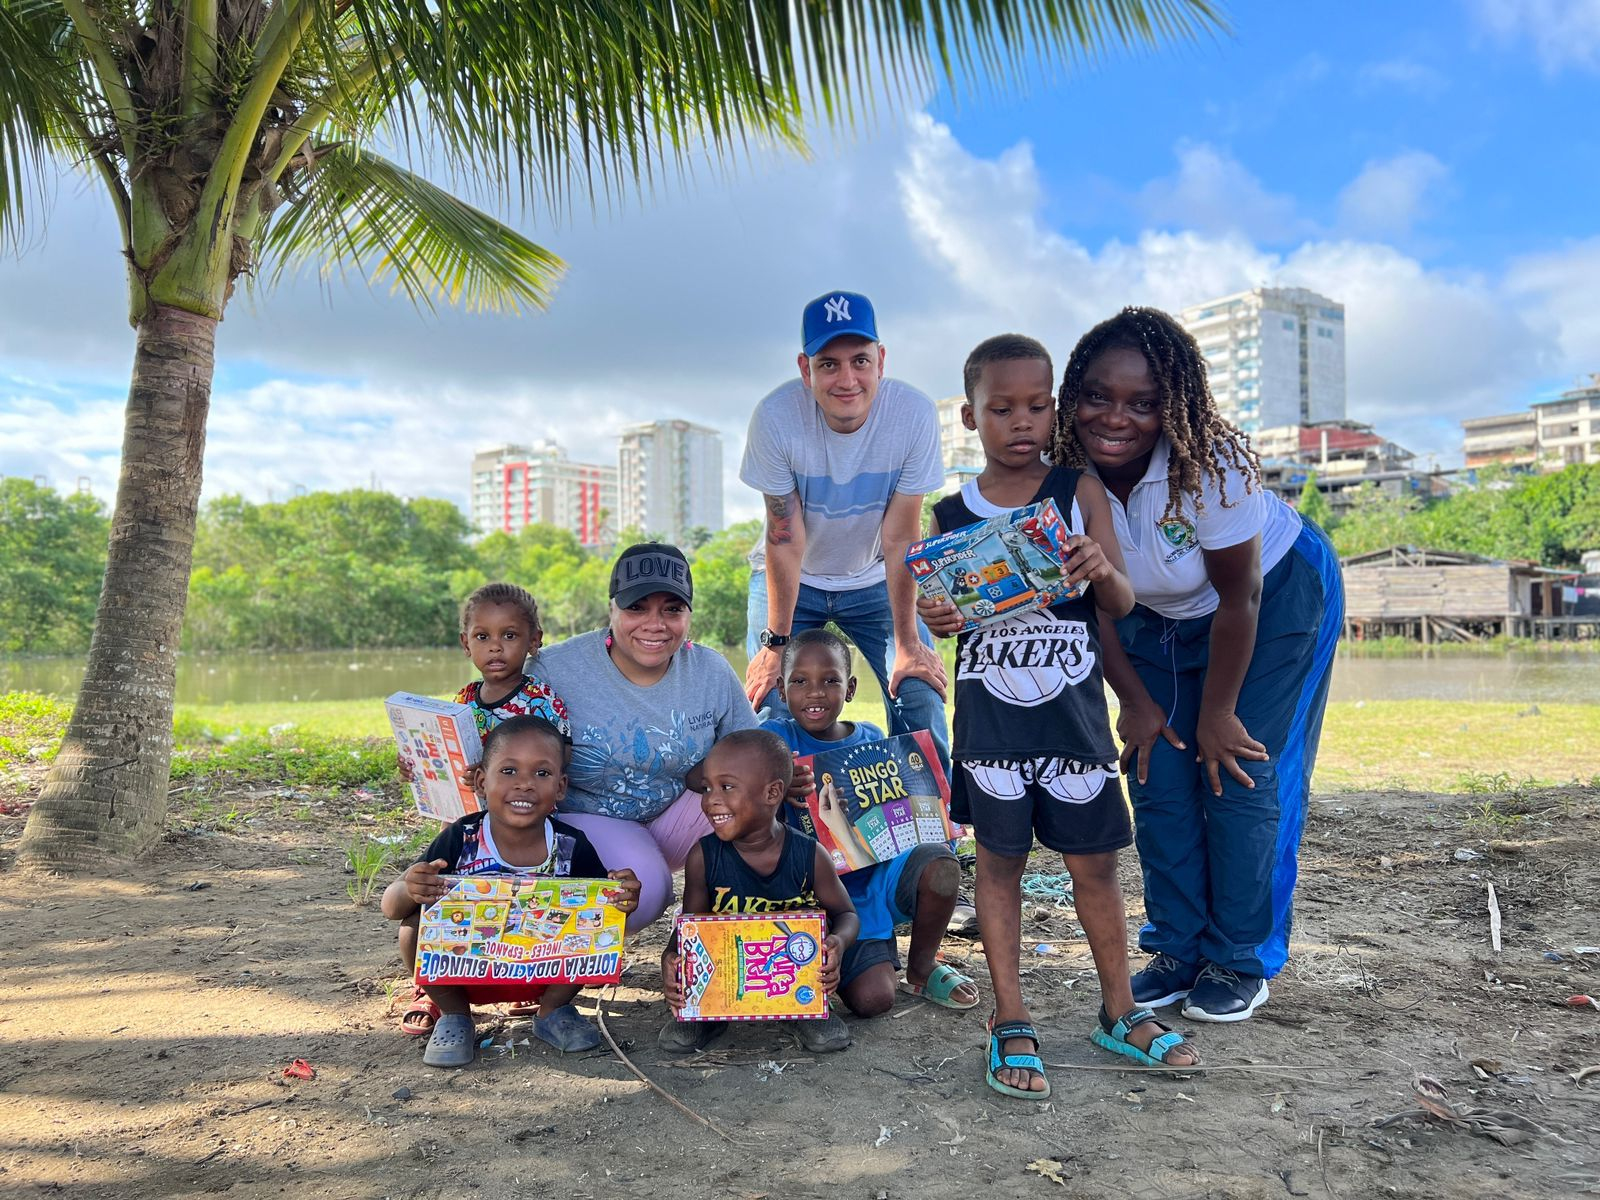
1049, 306, 1260, 520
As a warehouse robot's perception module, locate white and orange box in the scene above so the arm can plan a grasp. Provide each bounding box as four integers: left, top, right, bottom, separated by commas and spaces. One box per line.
385, 692, 483, 822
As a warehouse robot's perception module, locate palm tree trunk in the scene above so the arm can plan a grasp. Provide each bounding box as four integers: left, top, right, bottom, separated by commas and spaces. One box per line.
18, 304, 215, 869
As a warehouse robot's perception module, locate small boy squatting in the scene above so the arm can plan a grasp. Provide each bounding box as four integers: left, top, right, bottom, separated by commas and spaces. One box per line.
660, 729, 861, 1054
920, 334, 1200, 1100
383, 716, 641, 1069
761, 628, 979, 1016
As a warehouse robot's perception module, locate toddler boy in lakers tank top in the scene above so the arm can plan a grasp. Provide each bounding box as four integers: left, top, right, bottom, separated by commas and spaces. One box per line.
658, 730, 859, 1054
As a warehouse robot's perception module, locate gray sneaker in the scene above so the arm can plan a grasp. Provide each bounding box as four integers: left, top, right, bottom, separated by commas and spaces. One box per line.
796, 1010, 851, 1053
658, 1018, 725, 1054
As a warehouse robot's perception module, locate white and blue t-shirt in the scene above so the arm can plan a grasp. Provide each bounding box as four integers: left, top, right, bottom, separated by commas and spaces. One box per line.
1089, 438, 1302, 621
740, 377, 943, 591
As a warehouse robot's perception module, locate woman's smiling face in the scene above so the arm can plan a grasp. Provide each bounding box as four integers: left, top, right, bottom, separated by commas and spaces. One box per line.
607, 592, 690, 684
1073, 344, 1164, 475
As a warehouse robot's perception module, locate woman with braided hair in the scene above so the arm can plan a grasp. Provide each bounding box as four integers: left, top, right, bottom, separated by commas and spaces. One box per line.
1051, 306, 1343, 1023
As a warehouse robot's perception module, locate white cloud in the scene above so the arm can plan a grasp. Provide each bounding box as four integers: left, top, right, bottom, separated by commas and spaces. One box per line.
1135, 142, 1303, 242
1473, 0, 1600, 73
1357, 58, 1449, 97
1504, 236, 1600, 368
1337, 151, 1450, 236
2, 110, 1595, 517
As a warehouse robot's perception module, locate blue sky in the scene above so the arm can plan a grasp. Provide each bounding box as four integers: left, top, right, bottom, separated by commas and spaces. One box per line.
2, 0, 1598, 520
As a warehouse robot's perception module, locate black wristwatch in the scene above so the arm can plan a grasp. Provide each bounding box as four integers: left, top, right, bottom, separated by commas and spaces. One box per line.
758, 628, 791, 649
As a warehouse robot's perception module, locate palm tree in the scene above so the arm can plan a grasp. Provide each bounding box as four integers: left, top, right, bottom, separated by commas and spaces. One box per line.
4, 0, 1222, 870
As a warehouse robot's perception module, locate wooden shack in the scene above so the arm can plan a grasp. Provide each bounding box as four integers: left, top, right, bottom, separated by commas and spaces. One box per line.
1341, 546, 1575, 642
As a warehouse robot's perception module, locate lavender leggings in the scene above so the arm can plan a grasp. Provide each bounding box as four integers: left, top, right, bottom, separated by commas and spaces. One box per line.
557, 788, 709, 933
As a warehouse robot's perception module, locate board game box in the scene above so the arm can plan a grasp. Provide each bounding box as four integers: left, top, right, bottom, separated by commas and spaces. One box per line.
416, 876, 627, 1000
795, 730, 954, 874
386, 691, 482, 822
904, 497, 1085, 633
674, 912, 829, 1022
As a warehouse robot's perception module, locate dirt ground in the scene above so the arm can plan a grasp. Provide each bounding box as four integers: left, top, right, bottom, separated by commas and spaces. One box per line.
2, 779, 1598, 1200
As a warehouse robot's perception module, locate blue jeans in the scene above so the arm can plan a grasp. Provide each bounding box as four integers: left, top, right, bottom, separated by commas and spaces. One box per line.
746, 570, 951, 773
1118, 521, 1344, 979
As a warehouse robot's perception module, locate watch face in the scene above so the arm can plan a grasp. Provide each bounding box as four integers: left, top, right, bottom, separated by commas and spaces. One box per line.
760, 629, 787, 648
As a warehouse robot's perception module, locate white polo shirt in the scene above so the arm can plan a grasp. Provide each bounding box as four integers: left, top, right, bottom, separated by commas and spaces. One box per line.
1088, 439, 1302, 621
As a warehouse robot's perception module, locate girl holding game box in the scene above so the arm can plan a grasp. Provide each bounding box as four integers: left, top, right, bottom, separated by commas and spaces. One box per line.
384, 716, 641, 1068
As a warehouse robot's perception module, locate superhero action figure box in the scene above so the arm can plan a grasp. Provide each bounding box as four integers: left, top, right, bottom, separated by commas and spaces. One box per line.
385, 692, 483, 822
673, 912, 830, 1022
904, 497, 1083, 633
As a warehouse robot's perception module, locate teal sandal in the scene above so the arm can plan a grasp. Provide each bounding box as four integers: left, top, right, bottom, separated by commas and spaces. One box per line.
899, 963, 981, 1010
986, 1018, 1051, 1099
1091, 1005, 1200, 1068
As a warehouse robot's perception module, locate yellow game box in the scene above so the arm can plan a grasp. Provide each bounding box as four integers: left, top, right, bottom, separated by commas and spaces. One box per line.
417, 876, 626, 1000
674, 912, 829, 1022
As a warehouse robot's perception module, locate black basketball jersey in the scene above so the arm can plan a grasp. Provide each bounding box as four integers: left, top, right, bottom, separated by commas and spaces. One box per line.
700, 826, 820, 915
932, 467, 1118, 764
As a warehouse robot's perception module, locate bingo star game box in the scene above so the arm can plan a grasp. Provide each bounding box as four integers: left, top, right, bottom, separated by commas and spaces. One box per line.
794, 730, 954, 875
417, 876, 627, 1003
385, 691, 482, 822
674, 912, 830, 1022
904, 497, 1084, 633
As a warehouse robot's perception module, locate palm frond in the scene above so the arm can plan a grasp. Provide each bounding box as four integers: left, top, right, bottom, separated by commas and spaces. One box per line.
0, 0, 98, 246
297, 0, 1225, 216
258, 144, 564, 314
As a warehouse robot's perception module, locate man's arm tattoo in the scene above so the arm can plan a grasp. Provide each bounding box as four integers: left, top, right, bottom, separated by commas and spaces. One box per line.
765, 493, 796, 545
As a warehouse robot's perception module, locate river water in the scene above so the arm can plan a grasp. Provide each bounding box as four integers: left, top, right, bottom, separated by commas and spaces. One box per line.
1, 646, 1597, 707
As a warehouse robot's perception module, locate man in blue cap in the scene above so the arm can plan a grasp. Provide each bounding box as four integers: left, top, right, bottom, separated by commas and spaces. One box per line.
740, 290, 949, 772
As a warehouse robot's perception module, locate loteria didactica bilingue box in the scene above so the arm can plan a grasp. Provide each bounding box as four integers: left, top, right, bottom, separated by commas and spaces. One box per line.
904, 497, 1083, 633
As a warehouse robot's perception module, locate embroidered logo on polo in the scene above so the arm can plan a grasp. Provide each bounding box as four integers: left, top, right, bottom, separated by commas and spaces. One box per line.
1156, 515, 1198, 563
824, 295, 851, 323
956, 610, 1095, 706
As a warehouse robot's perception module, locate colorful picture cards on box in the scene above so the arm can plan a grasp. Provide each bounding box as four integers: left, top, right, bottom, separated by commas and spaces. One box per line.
794, 730, 955, 875
904, 497, 1084, 633
385, 691, 483, 822
416, 876, 627, 991
674, 912, 829, 1022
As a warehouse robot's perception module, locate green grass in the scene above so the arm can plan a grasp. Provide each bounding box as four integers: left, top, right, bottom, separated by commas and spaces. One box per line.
6, 689, 1599, 796
0, 692, 72, 768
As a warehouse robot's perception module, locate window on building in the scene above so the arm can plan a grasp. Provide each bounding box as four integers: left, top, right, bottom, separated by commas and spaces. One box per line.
1282, 318, 1296, 330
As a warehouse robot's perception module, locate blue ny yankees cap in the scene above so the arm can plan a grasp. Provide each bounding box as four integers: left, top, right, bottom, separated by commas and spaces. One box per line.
801, 290, 878, 356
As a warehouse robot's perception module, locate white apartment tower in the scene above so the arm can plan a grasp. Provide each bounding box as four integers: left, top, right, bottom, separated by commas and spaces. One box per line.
618, 419, 725, 544
469, 441, 618, 547
1180, 287, 1347, 434
935, 394, 984, 480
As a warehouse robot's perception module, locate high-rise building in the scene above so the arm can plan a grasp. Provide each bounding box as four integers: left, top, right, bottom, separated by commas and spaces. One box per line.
469, 441, 618, 547
1180, 287, 1347, 433
935, 395, 983, 482
617, 420, 724, 544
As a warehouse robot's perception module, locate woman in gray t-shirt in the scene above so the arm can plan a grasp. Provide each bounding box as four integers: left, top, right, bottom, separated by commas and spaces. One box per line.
531, 543, 758, 928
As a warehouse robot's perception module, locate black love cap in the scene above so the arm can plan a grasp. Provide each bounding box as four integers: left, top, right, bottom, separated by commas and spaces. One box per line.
609, 543, 693, 609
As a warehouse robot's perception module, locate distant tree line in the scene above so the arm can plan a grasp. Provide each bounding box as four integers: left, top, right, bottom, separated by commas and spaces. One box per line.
0, 477, 761, 656
1309, 463, 1600, 565
5, 465, 1595, 657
